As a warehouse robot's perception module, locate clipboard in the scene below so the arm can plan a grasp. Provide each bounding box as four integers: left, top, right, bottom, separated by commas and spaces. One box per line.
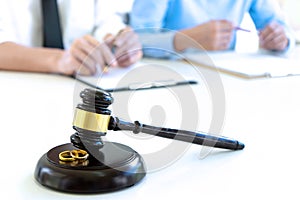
74, 62, 198, 92
185, 50, 300, 79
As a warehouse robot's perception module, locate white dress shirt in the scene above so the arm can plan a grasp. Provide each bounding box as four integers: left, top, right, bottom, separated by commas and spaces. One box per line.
0, 0, 125, 49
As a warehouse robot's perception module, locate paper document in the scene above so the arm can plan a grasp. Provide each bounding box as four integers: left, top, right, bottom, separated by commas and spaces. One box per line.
185, 51, 300, 78
75, 62, 197, 92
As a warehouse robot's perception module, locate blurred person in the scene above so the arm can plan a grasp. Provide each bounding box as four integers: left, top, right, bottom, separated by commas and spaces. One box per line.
0, 0, 142, 75
130, 0, 295, 58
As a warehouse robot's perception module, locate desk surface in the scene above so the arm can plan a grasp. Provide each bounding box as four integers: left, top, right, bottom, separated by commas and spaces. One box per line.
1, 57, 300, 200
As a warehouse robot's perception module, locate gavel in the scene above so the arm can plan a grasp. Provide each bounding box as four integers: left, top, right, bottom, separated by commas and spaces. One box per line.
71, 88, 245, 151
35, 87, 245, 194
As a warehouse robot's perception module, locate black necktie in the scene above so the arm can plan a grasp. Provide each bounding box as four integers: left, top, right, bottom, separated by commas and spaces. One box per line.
41, 0, 64, 49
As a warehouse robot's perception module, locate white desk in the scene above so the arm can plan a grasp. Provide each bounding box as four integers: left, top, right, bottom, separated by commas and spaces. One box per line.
1, 57, 300, 200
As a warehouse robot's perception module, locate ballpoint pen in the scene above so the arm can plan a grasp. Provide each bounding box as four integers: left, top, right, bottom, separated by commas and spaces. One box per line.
235, 26, 251, 32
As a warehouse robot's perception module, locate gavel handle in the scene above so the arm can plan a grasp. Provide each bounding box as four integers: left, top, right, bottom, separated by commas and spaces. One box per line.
109, 117, 244, 151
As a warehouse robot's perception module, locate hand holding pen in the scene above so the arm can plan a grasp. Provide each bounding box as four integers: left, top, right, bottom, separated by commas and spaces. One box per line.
67, 35, 118, 76
175, 20, 235, 51
174, 20, 254, 52
65, 27, 142, 76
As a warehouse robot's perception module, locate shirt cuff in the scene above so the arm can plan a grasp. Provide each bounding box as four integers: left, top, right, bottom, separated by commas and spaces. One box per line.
137, 31, 180, 59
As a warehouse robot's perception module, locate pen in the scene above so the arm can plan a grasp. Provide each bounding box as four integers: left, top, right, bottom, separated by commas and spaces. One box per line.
116, 80, 198, 92
72, 75, 198, 93
235, 26, 251, 32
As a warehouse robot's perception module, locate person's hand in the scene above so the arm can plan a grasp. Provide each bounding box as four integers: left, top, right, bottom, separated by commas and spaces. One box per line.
55, 50, 85, 75
58, 35, 117, 76
108, 27, 143, 67
175, 20, 235, 51
259, 21, 289, 51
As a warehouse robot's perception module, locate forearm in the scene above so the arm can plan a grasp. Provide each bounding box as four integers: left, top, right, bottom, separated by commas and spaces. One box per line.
0, 42, 64, 73
174, 30, 201, 52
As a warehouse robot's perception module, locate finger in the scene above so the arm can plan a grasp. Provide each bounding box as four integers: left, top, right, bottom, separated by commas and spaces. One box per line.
81, 35, 115, 74
117, 49, 139, 64
80, 35, 118, 72
68, 53, 92, 76
114, 31, 141, 58
98, 43, 118, 68
114, 38, 141, 58
261, 25, 282, 44
259, 22, 280, 41
220, 30, 233, 40
58, 52, 84, 75
70, 43, 97, 74
213, 34, 232, 50
103, 33, 114, 42
211, 43, 227, 51
214, 31, 232, 49
114, 39, 142, 67
218, 40, 231, 50
81, 35, 104, 62
274, 35, 288, 50
76, 64, 93, 76
103, 33, 115, 48
117, 50, 143, 67
259, 25, 271, 40
84, 35, 121, 68
218, 20, 234, 32
113, 27, 134, 47
83, 34, 100, 47
70, 43, 95, 67
262, 33, 288, 50
259, 23, 288, 50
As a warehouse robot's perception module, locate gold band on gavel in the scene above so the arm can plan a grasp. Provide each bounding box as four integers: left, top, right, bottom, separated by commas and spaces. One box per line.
73, 108, 110, 133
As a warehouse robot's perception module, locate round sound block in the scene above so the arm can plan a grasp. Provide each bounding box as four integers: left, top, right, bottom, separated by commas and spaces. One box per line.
34, 142, 146, 193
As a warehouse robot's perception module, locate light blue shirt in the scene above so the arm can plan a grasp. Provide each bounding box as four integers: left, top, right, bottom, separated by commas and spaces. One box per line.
130, 0, 294, 58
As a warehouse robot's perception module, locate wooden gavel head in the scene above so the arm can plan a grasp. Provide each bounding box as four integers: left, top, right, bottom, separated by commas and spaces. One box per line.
71, 88, 114, 150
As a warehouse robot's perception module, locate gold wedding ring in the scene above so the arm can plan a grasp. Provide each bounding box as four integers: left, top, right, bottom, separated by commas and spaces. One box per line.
59, 150, 76, 162
59, 149, 89, 162
70, 149, 89, 160
73, 108, 110, 133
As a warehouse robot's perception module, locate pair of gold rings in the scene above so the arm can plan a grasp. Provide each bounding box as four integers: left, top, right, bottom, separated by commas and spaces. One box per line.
59, 149, 89, 162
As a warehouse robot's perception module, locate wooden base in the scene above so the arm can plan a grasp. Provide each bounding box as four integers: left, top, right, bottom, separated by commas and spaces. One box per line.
34, 142, 146, 193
